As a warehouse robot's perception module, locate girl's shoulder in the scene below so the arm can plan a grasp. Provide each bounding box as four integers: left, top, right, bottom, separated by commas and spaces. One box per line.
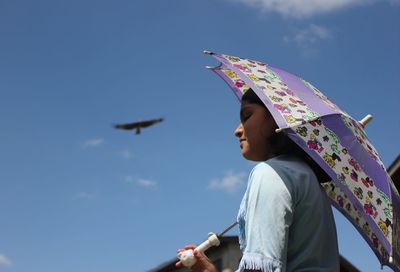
266, 154, 314, 177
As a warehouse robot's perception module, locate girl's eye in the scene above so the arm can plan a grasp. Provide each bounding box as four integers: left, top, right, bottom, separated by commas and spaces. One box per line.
241, 113, 251, 122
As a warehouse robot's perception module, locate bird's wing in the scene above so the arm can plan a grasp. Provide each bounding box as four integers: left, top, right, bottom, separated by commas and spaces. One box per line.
114, 122, 141, 130
139, 118, 163, 128
114, 118, 163, 130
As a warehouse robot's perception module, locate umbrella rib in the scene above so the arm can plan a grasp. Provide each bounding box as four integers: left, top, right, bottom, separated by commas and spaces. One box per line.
275, 113, 373, 133
274, 112, 352, 133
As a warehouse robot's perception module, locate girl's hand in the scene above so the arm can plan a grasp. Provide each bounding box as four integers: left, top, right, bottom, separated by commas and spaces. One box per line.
176, 244, 197, 268
176, 245, 218, 272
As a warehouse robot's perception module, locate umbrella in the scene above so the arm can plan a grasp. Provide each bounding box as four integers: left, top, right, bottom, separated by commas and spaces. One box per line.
204, 50, 400, 272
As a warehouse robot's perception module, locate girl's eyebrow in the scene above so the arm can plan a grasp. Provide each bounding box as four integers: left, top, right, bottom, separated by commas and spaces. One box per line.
240, 105, 254, 118
240, 106, 248, 115
240, 103, 255, 109
240, 104, 255, 112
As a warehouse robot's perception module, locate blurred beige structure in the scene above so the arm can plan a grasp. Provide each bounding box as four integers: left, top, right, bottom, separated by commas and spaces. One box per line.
150, 236, 359, 272
388, 155, 400, 191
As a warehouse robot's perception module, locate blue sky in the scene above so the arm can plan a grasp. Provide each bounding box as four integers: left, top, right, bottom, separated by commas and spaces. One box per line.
0, 0, 399, 271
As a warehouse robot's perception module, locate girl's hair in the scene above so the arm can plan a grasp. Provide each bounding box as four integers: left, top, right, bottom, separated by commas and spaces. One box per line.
242, 89, 331, 183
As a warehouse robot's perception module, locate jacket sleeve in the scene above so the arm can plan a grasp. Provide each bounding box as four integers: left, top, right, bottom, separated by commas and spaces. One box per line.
237, 163, 294, 272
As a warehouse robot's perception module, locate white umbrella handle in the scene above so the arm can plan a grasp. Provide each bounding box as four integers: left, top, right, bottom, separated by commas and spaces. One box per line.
359, 114, 373, 128
177, 232, 220, 267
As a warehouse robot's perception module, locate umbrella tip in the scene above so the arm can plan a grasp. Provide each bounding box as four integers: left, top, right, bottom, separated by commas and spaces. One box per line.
203, 50, 214, 55
359, 114, 373, 128
205, 65, 217, 70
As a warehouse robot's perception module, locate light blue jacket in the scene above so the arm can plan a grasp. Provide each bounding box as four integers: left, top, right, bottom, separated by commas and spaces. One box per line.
237, 155, 339, 271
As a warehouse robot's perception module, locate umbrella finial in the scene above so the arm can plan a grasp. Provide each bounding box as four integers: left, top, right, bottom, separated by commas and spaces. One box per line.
359, 114, 373, 128
203, 50, 214, 55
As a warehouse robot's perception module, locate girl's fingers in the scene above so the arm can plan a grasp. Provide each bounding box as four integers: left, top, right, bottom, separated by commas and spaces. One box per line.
193, 250, 207, 259
191, 251, 218, 272
177, 244, 197, 253
184, 244, 197, 250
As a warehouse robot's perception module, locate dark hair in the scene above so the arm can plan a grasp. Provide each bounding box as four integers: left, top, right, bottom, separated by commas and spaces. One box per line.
241, 89, 331, 183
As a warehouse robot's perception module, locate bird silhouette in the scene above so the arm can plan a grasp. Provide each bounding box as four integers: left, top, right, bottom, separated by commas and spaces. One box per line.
114, 118, 164, 135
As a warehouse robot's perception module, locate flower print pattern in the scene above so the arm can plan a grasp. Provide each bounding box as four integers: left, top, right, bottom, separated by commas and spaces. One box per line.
217, 53, 320, 127
294, 118, 393, 242
341, 115, 384, 168
322, 181, 389, 262
218, 67, 250, 94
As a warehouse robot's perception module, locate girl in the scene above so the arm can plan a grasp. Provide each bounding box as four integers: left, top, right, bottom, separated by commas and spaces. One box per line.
177, 89, 339, 272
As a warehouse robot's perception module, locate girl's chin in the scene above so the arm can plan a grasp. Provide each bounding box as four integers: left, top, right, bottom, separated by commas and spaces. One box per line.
242, 152, 257, 161
242, 151, 271, 162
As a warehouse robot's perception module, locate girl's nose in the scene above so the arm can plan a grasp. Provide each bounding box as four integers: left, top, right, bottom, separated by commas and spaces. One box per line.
234, 123, 243, 138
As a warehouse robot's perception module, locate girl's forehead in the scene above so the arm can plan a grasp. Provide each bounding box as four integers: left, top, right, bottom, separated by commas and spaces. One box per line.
241, 100, 257, 107
240, 101, 274, 118
240, 101, 264, 109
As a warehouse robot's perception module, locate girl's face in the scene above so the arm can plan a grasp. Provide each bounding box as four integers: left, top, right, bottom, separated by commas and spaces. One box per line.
234, 101, 277, 161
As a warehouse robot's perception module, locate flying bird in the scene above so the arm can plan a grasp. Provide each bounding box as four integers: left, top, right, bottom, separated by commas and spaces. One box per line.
114, 118, 164, 135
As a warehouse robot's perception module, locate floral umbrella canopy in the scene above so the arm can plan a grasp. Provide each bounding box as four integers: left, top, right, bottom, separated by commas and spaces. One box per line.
205, 51, 400, 271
